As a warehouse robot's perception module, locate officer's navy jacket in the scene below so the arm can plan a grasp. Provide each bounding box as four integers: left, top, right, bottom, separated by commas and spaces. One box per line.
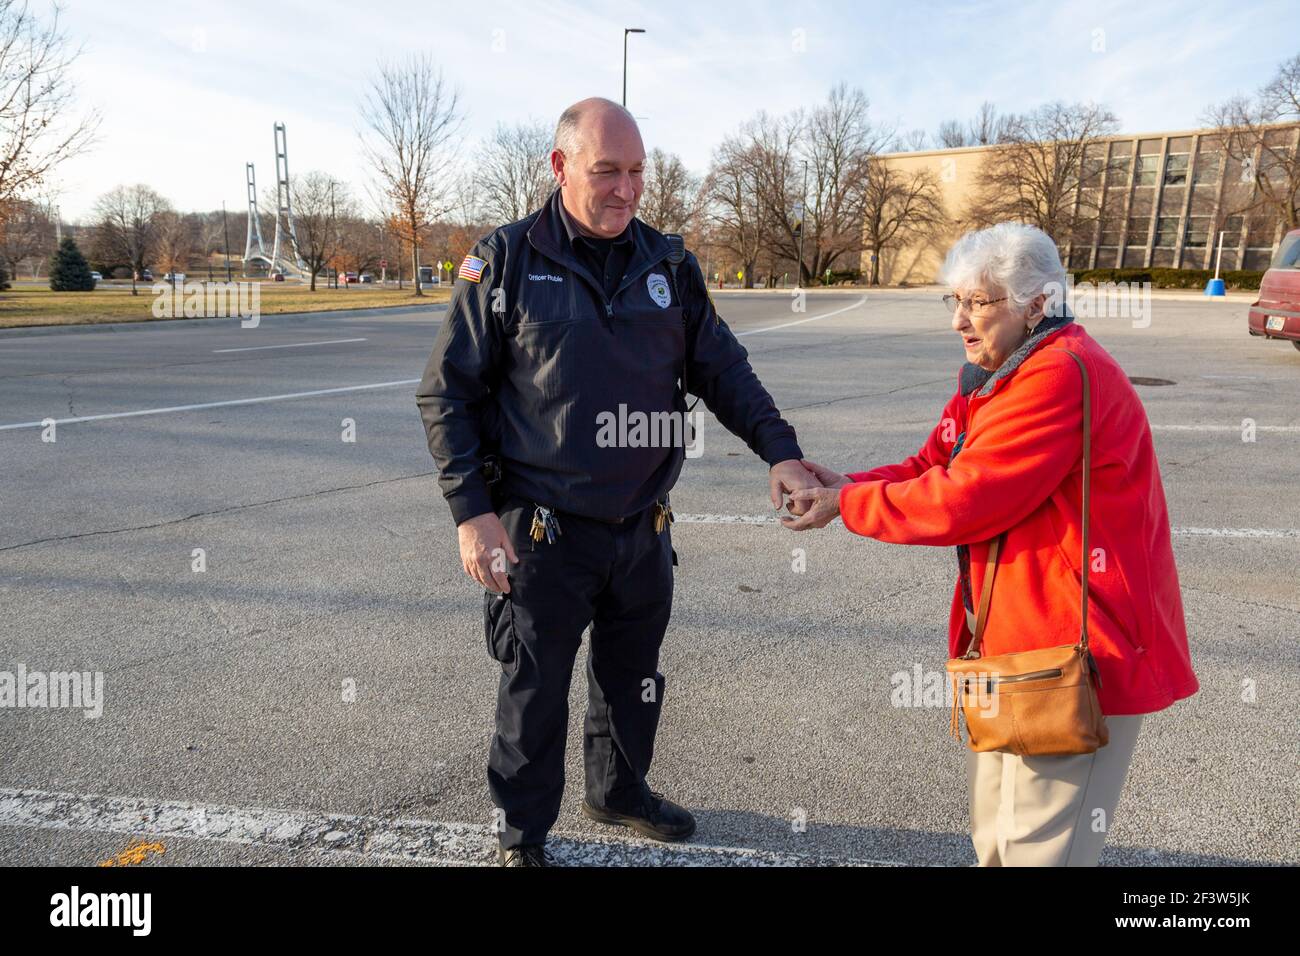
417, 187, 803, 524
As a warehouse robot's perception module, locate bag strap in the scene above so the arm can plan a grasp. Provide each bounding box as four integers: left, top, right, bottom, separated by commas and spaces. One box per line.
962, 348, 1092, 658
663, 232, 700, 413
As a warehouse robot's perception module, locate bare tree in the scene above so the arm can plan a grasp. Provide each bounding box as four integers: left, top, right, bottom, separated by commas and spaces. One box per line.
359, 54, 462, 296
969, 101, 1014, 146
936, 119, 968, 149
0, 194, 52, 278
474, 119, 552, 224
966, 101, 1120, 246
92, 184, 171, 293
704, 135, 767, 288
894, 129, 929, 152
0, 1, 98, 209
290, 171, 353, 291
760, 85, 891, 283
335, 216, 386, 279
861, 162, 947, 285
153, 211, 196, 282
638, 148, 699, 233
1205, 52, 1300, 232
935, 102, 1014, 149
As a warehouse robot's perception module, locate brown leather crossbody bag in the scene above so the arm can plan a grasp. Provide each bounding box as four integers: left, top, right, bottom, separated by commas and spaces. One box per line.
945, 349, 1109, 756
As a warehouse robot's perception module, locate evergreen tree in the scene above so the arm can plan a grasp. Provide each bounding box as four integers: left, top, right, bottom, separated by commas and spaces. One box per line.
49, 237, 96, 291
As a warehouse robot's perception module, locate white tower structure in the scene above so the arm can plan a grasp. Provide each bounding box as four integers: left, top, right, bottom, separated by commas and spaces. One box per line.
269, 122, 307, 276
242, 162, 270, 269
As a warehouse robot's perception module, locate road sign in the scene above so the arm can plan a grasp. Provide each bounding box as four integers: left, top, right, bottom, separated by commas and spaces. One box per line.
379, 258, 387, 268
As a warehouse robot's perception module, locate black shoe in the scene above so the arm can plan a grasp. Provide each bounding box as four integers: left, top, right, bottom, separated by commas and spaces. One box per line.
581, 791, 696, 842
498, 844, 558, 867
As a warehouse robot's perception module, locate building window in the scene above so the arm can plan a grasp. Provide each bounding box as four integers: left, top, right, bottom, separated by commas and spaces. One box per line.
1081, 154, 1106, 188
1135, 154, 1159, 187
1193, 151, 1222, 186
1164, 154, 1189, 186
1183, 216, 1209, 248
1109, 154, 1132, 186
1126, 217, 1151, 243
1221, 216, 1243, 247
1154, 217, 1181, 248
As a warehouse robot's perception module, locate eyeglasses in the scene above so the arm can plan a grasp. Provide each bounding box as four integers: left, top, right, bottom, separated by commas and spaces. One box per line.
943, 293, 1007, 315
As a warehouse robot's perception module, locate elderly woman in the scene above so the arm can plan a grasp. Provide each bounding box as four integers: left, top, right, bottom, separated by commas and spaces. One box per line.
785, 222, 1198, 867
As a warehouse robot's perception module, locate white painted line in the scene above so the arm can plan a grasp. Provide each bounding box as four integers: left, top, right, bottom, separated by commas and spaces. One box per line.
0, 787, 900, 867
676, 514, 1300, 539
1152, 424, 1300, 432
735, 296, 867, 337
213, 337, 367, 353
0, 380, 420, 431
1173, 526, 1300, 539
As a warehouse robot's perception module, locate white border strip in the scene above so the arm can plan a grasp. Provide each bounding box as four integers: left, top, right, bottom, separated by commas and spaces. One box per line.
0, 787, 899, 868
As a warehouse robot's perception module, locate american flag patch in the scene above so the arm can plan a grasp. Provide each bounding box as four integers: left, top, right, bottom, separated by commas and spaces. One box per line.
458, 255, 487, 283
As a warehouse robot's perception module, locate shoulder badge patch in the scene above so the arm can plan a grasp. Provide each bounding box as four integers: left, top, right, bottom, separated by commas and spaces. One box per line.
458, 255, 487, 283
647, 272, 671, 308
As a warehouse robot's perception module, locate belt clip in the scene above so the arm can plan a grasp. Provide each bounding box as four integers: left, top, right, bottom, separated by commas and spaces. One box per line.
529, 504, 561, 546
653, 495, 674, 534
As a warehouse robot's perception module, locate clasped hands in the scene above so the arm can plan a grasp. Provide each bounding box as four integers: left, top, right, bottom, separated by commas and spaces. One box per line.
460, 457, 854, 594
770, 458, 851, 532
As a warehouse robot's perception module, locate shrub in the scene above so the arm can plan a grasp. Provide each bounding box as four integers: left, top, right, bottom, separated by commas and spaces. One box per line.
1068, 267, 1263, 291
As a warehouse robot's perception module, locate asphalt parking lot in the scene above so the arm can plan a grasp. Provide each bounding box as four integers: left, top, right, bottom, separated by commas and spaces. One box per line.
0, 289, 1296, 866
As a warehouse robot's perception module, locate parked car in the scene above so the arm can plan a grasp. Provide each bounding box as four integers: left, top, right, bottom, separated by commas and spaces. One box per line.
359, 273, 374, 284
1248, 228, 1300, 352
139, 269, 153, 281
270, 271, 285, 282
89, 271, 102, 282
344, 272, 359, 284
163, 272, 186, 282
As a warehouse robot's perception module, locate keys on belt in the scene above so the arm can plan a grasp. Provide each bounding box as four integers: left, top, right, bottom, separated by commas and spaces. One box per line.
653, 495, 674, 534
529, 505, 562, 545
527, 497, 671, 544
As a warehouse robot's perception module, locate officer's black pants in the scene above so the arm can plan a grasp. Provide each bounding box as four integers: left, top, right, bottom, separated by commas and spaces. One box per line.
484, 496, 673, 849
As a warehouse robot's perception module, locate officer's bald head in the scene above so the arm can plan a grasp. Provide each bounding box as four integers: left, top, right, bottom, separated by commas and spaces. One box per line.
550, 97, 645, 239
553, 97, 640, 160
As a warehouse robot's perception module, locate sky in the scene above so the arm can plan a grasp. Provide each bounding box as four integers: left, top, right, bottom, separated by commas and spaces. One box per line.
37, 0, 1300, 222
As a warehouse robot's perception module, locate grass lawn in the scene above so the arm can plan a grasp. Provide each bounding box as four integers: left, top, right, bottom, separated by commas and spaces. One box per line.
0, 282, 452, 329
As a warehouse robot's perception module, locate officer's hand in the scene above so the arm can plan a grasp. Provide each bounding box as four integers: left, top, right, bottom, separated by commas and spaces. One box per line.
800, 458, 852, 490
457, 512, 518, 593
770, 458, 821, 515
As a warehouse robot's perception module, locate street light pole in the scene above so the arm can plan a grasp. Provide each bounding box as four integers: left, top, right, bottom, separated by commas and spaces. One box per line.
622, 28, 645, 107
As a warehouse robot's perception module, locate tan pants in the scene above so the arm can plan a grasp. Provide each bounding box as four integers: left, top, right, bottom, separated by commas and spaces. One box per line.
966, 715, 1143, 866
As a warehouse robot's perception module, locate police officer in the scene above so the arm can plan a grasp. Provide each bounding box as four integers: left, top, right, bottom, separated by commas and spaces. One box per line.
416, 97, 817, 866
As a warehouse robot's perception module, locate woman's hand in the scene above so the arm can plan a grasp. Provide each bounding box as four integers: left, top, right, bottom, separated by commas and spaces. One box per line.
780, 486, 843, 530
800, 459, 851, 490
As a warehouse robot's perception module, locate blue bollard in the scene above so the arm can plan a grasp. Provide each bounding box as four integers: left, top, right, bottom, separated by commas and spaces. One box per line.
1204, 278, 1226, 296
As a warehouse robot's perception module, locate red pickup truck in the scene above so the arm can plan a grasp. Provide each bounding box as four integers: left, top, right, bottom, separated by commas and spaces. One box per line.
1248, 228, 1300, 352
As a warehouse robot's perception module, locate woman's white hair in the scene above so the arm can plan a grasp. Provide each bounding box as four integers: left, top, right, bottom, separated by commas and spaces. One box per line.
939, 222, 1068, 315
